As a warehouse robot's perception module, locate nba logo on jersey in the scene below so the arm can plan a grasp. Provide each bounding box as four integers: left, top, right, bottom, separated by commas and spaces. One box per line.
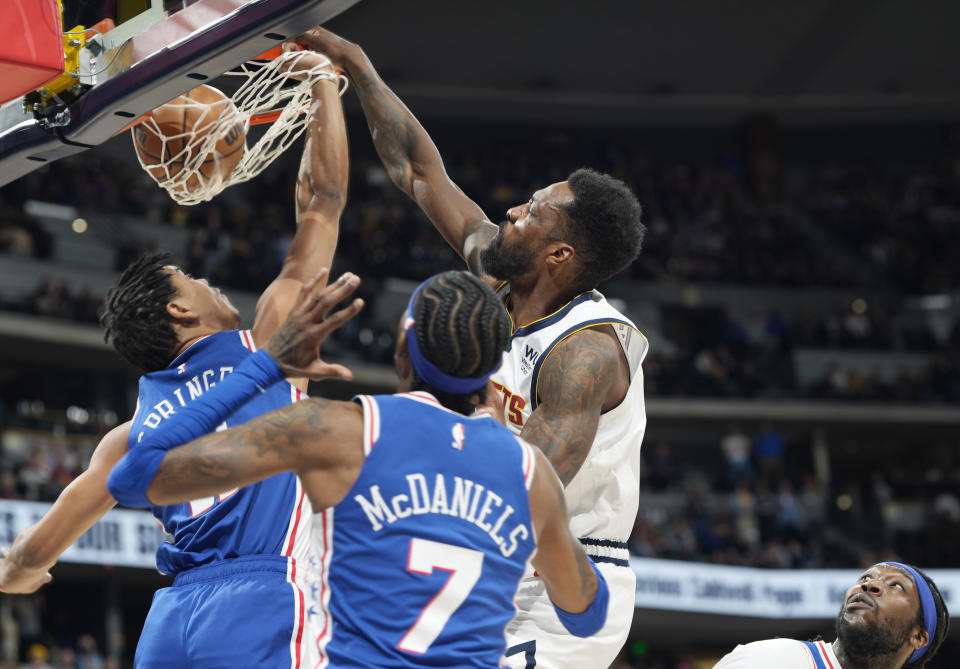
176, 363, 187, 374
451, 423, 465, 450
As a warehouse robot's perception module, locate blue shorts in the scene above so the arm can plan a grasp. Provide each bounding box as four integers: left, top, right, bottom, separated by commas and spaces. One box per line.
135, 556, 307, 669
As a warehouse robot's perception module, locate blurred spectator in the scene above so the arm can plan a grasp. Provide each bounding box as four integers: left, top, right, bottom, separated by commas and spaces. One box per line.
1, 470, 21, 499
1, 596, 17, 662
798, 474, 827, 540
729, 481, 760, 550
54, 647, 77, 669
775, 481, 801, 540
75, 635, 104, 669
0, 204, 52, 259
664, 517, 698, 558
18, 450, 52, 501
753, 423, 785, 485
22, 644, 54, 669
719, 424, 753, 488
644, 442, 677, 491
764, 310, 789, 352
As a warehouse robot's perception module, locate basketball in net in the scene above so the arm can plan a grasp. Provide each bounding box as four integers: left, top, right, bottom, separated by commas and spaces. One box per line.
132, 85, 246, 197
130, 48, 341, 206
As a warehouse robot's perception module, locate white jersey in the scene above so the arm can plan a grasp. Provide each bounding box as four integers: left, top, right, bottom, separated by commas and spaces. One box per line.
714, 639, 840, 669
491, 287, 648, 556
494, 287, 648, 669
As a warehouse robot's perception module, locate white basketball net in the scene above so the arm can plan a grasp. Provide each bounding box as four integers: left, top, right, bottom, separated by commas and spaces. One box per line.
133, 50, 345, 206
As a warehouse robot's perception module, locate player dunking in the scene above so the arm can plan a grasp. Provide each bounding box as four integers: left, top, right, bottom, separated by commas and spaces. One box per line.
108, 270, 611, 668
715, 562, 949, 669
0, 44, 352, 669
296, 28, 648, 669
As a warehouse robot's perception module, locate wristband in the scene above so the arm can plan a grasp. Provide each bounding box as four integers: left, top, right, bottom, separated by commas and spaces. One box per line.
552, 558, 609, 638
238, 348, 285, 388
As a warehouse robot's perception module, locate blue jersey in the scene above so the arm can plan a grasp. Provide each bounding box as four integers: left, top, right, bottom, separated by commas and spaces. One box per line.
311, 392, 537, 668
128, 329, 311, 576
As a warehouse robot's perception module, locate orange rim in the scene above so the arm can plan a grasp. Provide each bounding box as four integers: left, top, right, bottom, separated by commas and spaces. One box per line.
117, 44, 313, 136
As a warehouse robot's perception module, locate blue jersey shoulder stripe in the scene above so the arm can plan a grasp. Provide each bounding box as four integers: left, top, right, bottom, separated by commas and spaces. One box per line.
800, 641, 829, 669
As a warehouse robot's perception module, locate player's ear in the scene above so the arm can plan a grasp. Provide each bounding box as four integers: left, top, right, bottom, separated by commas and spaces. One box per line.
394, 328, 413, 383
545, 241, 574, 265
911, 625, 929, 651
166, 296, 199, 324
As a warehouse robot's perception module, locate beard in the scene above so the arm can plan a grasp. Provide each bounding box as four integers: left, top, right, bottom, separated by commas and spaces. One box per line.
835, 608, 913, 660
479, 222, 536, 280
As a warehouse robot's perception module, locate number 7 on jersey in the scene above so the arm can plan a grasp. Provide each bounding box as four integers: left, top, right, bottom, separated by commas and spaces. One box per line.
397, 538, 484, 654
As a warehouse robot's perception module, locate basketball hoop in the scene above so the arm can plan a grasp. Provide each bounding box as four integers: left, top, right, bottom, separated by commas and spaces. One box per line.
131, 49, 346, 206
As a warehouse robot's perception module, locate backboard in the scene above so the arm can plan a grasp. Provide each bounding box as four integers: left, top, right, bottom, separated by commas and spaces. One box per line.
0, 0, 361, 188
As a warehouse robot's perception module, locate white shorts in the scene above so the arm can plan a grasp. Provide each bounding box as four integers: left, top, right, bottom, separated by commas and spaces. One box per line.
501, 562, 635, 669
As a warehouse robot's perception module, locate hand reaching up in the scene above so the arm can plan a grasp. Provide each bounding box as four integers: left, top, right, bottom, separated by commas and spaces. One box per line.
266, 269, 364, 380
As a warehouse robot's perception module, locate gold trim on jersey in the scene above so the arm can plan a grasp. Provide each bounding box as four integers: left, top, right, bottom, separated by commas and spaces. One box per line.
498, 285, 597, 336
533, 320, 646, 407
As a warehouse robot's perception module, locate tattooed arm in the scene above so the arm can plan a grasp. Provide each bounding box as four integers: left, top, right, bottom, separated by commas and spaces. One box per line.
527, 447, 601, 616
147, 399, 364, 511
296, 28, 499, 279
521, 326, 627, 486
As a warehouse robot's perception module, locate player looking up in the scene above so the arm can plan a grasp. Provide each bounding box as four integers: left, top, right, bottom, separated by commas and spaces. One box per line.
715, 562, 949, 669
295, 27, 648, 669
1, 45, 352, 669
108, 270, 610, 669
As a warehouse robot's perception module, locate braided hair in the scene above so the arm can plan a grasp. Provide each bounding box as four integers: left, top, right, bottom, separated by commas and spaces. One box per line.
408, 271, 510, 414
904, 566, 950, 669
98, 252, 180, 373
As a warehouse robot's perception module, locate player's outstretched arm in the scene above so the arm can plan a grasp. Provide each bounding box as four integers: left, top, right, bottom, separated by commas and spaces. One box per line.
528, 448, 608, 636
0, 421, 130, 593
297, 28, 499, 279
253, 45, 350, 349
521, 328, 622, 485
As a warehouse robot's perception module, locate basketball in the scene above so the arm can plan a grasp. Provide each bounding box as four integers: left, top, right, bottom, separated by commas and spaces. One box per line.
131, 84, 246, 195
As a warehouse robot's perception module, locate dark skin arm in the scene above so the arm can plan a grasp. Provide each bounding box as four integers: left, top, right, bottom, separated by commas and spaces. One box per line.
146, 398, 364, 512
520, 327, 628, 486
0, 421, 130, 593
253, 45, 350, 356
527, 448, 599, 613
296, 28, 498, 279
